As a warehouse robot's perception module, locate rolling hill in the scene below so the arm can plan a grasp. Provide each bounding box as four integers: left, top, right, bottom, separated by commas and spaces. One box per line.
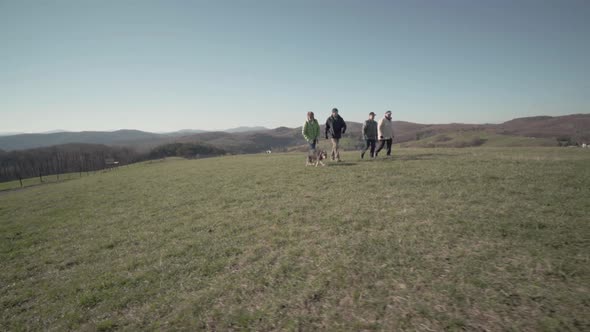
0, 132, 25, 136
0, 114, 588, 152
400, 131, 557, 148
496, 114, 590, 141
0, 130, 167, 152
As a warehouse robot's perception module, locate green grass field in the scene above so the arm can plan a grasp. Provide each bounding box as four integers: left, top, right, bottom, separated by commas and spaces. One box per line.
1, 148, 589, 331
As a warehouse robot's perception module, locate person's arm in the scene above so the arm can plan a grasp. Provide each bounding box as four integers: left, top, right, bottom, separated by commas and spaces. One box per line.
314, 121, 320, 140
362, 121, 367, 139
325, 119, 330, 139
341, 118, 347, 135
302, 122, 310, 141
378, 119, 385, 139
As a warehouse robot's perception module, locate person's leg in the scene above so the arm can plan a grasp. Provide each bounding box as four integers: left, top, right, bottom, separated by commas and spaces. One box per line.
361, 139, 370, 159
306, 139, 316, 165
386, 139, 392, 156
370, 139, 376, 158
335, 139, 341, 161
330, 138, 337, 160
375, 139, 385, 157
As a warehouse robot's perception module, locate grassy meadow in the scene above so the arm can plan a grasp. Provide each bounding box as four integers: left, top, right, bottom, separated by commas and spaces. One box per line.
1, 148, 589, 331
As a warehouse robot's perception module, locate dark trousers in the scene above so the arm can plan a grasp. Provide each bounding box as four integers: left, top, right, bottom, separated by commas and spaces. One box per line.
375, 139, 392, 156
361, 139, 376, 157
308, 139, 317, 151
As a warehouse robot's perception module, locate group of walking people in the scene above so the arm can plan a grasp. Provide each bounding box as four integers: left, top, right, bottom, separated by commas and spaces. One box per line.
302, 108, 395, 162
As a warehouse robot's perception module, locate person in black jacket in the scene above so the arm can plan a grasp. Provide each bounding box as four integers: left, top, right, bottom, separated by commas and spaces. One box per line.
361, 112, 378, 159
325, 108, 347, 161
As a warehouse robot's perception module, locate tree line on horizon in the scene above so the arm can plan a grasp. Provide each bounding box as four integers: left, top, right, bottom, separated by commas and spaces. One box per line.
0, 142, 227, 184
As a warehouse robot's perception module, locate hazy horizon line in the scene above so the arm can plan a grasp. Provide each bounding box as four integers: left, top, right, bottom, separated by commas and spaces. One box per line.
1, 112, 587, 135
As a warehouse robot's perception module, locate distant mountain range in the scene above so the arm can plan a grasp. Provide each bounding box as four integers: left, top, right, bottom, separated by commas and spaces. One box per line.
0, 127, 268, 138
0, 114, 588, 152
224, 126, 269, 133
161, 129, 209, 136
0, 130, 165, 151
0, 129, 69, 136
160, 126, 269, 136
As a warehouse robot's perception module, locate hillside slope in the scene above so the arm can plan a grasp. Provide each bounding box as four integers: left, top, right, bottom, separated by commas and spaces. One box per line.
0, 130, 169, 151
497, 114, 590, 141
400, 131, 557, 148
1, 149, 589, 330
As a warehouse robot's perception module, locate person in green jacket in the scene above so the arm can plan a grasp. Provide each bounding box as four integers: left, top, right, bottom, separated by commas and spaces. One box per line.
302, 111, 320, 150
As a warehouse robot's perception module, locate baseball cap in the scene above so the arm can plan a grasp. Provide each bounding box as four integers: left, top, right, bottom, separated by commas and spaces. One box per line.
369, 112, 376, 116
385, 110, 392, 115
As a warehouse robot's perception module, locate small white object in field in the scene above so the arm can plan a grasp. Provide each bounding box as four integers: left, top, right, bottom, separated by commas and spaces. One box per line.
266, 150, 272, 154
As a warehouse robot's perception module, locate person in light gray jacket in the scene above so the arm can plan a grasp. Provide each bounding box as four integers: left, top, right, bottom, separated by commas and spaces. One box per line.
375, 110, 394, 157
360, 112, 378, 159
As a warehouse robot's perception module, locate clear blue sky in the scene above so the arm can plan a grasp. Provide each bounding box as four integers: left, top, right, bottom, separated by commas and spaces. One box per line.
1, 0, 589, 132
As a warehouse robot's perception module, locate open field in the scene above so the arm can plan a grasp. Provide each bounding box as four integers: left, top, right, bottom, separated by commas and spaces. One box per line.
1, 148, 589, 330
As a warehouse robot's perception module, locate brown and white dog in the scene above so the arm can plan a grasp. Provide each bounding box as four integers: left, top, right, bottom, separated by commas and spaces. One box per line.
306, 149, 327, 167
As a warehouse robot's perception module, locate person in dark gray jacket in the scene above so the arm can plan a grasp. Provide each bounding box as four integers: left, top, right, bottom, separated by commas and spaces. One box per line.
325, 108, 347, 161
360, 112, 378, 159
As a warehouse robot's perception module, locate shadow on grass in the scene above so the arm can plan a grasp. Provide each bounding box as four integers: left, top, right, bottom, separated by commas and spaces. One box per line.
383, 153, 458, 161
326, 161, 357, 167
328, 162, 357, 167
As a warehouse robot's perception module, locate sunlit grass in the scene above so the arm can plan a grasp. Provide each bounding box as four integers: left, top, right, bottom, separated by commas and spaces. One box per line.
1, 148, 589, 330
